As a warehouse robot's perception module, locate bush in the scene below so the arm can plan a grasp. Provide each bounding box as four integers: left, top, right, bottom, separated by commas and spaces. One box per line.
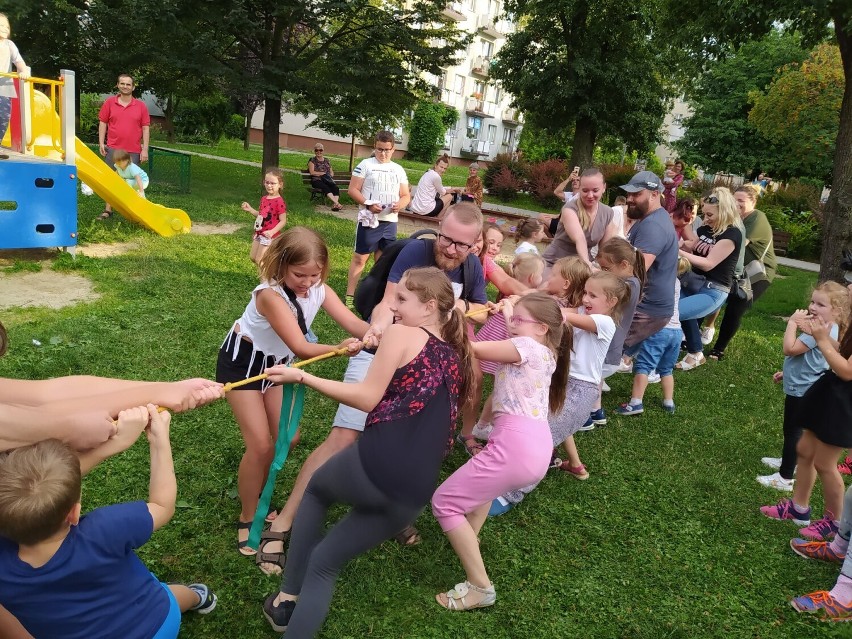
762, 204, 822, 261
406, 101, 458, 163
762, 179, 822, 219
484, 153, 529, 191
78, 93, 103, 142
224, 114, 245, 140
527, 159, 567, 208
598, 163, 635, 204
490, 166, 523, 201
172, 93, 232, 143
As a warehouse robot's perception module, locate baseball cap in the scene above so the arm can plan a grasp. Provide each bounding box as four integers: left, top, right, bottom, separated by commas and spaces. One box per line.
620, 171, 664, 193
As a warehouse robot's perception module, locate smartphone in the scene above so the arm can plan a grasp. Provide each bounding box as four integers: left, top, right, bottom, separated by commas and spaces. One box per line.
573, 166, 580, 174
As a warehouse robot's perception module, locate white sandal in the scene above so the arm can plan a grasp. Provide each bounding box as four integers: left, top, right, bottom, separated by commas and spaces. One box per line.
676, 352, 706, 371
436, 581, 496, 611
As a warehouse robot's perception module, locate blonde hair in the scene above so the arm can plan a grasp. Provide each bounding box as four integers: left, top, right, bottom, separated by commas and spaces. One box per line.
514, 293, 573, 413
814, 281, 851, 336
508, 252, 545, 284
574, 168, 605, 231
586, 271, 632, 325
552, 256, 592, 307
707, 187, 739, 236
0, 440, 81, 545
443, 202, 484, 232
259, 226, 329, 285
677, 255, 691, 276
735, 183, 761, 204
398, 267, 474, 406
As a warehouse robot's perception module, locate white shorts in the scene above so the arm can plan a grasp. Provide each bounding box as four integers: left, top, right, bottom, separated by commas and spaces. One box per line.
332, 349, 375, 431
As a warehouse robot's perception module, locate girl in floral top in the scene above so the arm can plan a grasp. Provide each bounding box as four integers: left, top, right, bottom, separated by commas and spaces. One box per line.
432, 292, 572, 611
260, 266, 473, 637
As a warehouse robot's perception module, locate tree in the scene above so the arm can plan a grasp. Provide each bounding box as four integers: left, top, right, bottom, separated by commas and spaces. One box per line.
749, 43, 843, 182
406, 100, 458, 163
493, 0, 674, 170
674, 30, 807, 176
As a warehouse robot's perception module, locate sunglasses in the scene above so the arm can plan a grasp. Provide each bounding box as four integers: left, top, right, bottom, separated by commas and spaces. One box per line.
703, 196, 719, 204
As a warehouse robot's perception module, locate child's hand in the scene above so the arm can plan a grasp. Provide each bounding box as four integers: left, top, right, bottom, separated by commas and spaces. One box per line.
362, 325, 382, 349
773, 371, 783, 384
64, 409, 118, 451
241, 201, 252, 212
262, 230, 275, 239
145, 404, 171, 444
810, 317, 832, 341
264, 365, 303, 385
115, 406, 150, 450
789, 309, 810, 324
161, 379, 224, 413
486, 300, 503, 315
337, 337, 363, 356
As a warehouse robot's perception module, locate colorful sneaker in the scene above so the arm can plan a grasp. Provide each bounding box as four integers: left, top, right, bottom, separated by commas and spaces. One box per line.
558, 462, 589, 480
578, 409, 606, 431
488, 498, 514, 517
790, 590, 852, 620
798, 513, 839, 541
761, 456, 782, 470
615, 402, 644, 416
760, 499, 810, 526
789, 538, 845, 563
188, 583, 217, 614
647, 371, 661, 384
756, 472, 793, 492
838, 456, 852, 475
700, 327, 715, 345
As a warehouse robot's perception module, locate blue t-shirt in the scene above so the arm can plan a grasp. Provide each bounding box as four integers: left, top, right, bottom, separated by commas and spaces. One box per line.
0, 501, 170, 639
783, 325, 839, 397
388, 240, 487, 304
627, 207, 678, 317
116, 162, 149, 188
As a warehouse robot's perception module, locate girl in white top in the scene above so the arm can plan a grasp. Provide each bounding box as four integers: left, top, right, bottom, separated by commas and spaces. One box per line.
513, 218, 546, 256
410, 153, 458, 217
215, 226, 370, 557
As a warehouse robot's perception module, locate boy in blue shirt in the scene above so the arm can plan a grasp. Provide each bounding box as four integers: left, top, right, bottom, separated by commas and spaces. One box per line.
0, 404, 217, 639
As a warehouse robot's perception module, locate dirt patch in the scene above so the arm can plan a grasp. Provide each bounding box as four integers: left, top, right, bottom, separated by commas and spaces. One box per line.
191, 222, 244, 236
77, 242, 139, 258
0, 271, 100, 310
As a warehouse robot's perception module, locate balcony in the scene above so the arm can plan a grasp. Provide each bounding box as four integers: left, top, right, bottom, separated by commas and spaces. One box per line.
471, 56, 491, 77
460, 138, 491, 157
440, 88, 456, 106
442, 2, 466, 21
502, 108, 521, 125
477, 14, 502, 38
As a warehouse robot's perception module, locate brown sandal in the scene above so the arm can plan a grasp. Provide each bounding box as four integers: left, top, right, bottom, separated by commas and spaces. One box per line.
393, 524, 421, 547
255, 529, 290, 575
97, 210, 113, 220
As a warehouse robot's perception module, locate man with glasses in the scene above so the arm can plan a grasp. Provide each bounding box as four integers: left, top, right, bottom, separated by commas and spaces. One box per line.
621, 171, 679, 352
256, 204, 487, 573
344, 131, 411, 308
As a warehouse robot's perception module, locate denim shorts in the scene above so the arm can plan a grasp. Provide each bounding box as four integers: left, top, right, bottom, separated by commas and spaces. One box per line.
332, 349, 374, 431
634, 327, 682, 376
355, 220, 397, 255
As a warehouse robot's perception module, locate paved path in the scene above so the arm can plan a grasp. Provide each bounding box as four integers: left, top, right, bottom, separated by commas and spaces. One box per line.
776, 257, 820, 273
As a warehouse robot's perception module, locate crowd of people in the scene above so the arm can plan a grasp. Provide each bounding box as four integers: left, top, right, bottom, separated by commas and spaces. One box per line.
1, 128, 851, 637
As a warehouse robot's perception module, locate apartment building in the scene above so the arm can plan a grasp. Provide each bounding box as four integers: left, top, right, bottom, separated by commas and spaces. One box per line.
245, 0, 523, 164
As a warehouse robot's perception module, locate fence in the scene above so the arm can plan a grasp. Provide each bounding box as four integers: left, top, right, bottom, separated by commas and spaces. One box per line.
148, 146, 191, 193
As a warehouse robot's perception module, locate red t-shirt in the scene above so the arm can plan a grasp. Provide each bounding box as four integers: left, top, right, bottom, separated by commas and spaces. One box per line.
98, 96, 151, 153
254, 196, 287, 237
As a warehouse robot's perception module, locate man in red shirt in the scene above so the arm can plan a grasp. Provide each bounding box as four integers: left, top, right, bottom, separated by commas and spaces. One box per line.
97, 74, 150, 219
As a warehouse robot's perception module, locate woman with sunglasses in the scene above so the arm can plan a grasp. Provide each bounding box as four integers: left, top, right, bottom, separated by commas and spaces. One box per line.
307, 143, 343, 211
676, 187, 743, 370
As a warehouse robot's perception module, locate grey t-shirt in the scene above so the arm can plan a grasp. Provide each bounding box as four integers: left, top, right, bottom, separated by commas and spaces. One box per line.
542, 201, 614, 265
627, 207, 678, 317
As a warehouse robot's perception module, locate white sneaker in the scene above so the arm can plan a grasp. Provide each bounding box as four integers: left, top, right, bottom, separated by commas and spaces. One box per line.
601, 380, 611, 392
647, 371, 661, 384
761, 457, 782, 470
700, 327, 715, 345
616, 359, 633, 373
471, 422, 493, 441
756, 472, 793, 492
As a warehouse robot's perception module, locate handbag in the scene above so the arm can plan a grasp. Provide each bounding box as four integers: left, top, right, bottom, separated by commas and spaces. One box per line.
320, 173, 337, 189
732, 276, 753, 302
744, 242, 771, 285
679, 270, 707, 295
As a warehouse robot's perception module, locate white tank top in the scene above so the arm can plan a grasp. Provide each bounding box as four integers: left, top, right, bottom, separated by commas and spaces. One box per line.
225, 281, 326, 367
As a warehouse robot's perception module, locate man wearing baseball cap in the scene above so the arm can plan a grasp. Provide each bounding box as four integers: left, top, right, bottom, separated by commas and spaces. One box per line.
621, 171, 679, 349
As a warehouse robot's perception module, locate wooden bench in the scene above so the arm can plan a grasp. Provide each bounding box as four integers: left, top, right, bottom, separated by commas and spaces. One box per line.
300, 170, 352, 201
773, 229, 792, 256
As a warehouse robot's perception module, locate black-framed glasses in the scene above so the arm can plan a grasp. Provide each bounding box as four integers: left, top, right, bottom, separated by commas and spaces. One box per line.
703, 195, 719, 204
374, 146, 394, 154
314, 149, 323, 152
437, 233, 474, 252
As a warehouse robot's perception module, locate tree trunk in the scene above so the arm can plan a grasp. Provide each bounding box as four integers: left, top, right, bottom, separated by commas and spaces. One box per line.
820, 21, 852, 282
163, 95, 176, 144
262, 94, 282, 171
349, 130, 356, 172
243, 115, 251, 151
569, 115, 596, 171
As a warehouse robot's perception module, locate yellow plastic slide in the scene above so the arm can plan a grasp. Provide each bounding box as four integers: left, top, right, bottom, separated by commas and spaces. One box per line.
9, 89, 191, 236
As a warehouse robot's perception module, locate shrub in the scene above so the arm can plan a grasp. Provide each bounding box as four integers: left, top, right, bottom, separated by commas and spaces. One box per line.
762, 179, 822, 218
484, 153, 529, 190
598, 163, 635, 204
762, 204, 822, 261
173, 93, 232, 143
490, 166, 523, 201
78, 93, 103, 142
224, 114, 245, 140
528, 159, 567, 208
406, 101, 458, 163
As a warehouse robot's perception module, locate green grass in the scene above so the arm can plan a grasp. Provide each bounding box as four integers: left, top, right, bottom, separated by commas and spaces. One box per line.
0, 155, 847, 638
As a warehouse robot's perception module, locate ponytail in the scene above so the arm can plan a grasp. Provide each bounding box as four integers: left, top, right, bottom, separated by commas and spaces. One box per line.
633, 246, 647, 291
442, 307, 475, 406
549, 326, 573, 414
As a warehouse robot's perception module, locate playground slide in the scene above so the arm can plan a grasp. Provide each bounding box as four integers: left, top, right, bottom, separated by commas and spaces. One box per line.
23, 90, 191, 236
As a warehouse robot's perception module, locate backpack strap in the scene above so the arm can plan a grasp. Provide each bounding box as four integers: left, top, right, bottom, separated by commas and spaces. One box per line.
460, 253, 478, 302
281, 286, 309, 336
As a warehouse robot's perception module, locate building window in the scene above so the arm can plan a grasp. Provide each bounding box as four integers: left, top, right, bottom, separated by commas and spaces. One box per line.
481, 40, 493, 57
487, 124, 497, 143
454, 74, 466, 95
473, 80, 486, 97
493, 85, 503, 104
502, 127, 514, 146
467, 0, 477, 10
467, 116, 483, 139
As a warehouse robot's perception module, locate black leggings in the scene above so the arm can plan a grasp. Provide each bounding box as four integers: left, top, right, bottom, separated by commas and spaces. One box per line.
780, 394, 804, 480
712, 279, 771, 354
280, 445, 423, 638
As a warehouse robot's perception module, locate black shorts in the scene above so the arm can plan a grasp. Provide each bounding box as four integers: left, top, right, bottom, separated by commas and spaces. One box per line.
215, 331, 286, 392
423, 196, 445, 218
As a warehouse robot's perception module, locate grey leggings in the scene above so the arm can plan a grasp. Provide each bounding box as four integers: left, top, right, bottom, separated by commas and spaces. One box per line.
280, 445, 423, 638
840, 484, 852, 580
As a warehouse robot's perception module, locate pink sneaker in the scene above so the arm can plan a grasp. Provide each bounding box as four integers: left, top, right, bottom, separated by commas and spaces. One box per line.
760, 499, 810, 526
838, 456, 852, 475
798, 513, 839, 541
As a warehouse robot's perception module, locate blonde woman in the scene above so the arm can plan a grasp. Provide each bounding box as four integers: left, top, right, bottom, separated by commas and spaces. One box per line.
676, 187, 743, 370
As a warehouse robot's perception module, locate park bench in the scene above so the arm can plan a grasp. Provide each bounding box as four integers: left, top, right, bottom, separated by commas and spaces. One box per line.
300, 170, 352, 201
772, 229, 792, 256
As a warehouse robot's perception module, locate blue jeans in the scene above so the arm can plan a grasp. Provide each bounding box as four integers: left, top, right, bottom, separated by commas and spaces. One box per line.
634, 327, 682, 376
678, 284, 728, 353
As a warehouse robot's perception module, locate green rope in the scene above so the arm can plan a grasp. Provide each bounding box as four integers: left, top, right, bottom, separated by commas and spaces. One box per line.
246, 382, 306, 550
